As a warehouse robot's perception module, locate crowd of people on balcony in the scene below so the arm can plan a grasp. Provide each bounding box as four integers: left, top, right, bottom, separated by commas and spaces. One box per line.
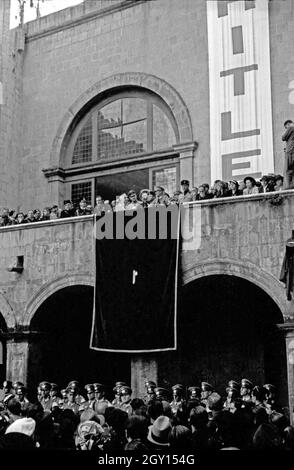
0, 173, 286, 228
0, 377, 292, 451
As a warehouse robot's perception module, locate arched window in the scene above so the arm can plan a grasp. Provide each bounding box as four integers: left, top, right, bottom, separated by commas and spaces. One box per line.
69, 90, 178, 165
64, 89, 180, 206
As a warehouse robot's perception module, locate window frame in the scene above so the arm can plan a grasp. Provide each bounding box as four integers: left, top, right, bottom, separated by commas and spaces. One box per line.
65, 90, 180, 169
70, 179, 94, 207
149, 163, 180, 195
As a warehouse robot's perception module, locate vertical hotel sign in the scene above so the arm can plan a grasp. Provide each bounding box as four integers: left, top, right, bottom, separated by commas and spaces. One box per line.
207, 0, 274, 183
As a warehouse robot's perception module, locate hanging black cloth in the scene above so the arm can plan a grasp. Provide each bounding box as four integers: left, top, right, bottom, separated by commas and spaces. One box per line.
279, 232, 294, 301
90, 206, 180, 352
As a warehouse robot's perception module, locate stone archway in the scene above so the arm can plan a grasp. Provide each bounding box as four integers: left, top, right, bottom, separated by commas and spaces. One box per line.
159, 272, 287, 406
26, 282, 131, 396
50, 72, 193, 167
23, 273, 94, 327
182, 259, 290, 319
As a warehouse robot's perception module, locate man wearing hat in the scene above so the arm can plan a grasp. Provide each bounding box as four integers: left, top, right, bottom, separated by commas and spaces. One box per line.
93, 383, 111, 415
143, 380, 157, 405
154, 387, 169, 402
154, 387, 172, 416
67, 380, 85, 405
0, 381, 14, 409
15, 385, 33, 416
38, 381, 53, 411
63, 385, 80, 414
120, 386, 133, 416
125, 190, 141, 210
179, 180, 193, 203
146, 415, 171, 450
60, 200, 75, 218
263, 384, 281, 414
49, 383, 62, 408
170, 384, 187, 423
200, 382, 214, 408
79, 384, 97, 413
112, 381, 127, 408
187, 386, 201, 408
170, 190, 182, 205
223, 380, 240, 410
240, 378, 253, 409
59, 388, 68, 409
12, 381, 24, 393
154, 186, 170, 207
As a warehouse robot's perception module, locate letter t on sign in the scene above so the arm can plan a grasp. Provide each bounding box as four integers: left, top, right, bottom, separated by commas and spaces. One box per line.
217, 0, 255, 18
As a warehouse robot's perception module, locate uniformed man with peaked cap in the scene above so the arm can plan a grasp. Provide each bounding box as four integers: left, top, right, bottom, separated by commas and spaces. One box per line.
223, 380, 240, 410
0, 380, 14, 407
188, 386, 201, 400
13, 381, 24, 392
200, 382, 214, 407
263, 383, 281, 413
226, 380, 240, 392
170, 384, 187, 422
154, 387, 172, 417
179, 180, 193, 203
240, 379, 253, 400
143, 380, 157, 404
93, 383, 111, 415
78, 383, 97, 413
154, 387, 169, 401
112, 381, 127, 408
15, 385, 32, 416
59, 388, 68, 409
186, 385, 201, 409
240, 378, 253, 410
120, 386, 133, 416
63, 384, 80, 414
39, 381, 53, 411
67, 380, 86, 405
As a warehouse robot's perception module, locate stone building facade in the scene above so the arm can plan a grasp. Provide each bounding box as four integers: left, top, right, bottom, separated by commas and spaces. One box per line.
0, 0, 294, 420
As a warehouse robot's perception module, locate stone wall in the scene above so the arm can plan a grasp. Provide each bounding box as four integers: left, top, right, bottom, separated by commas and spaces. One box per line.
0, 215, 95, 328
0, 0, 293, 211
18, 0, 209, 210
0, 192, 293, 330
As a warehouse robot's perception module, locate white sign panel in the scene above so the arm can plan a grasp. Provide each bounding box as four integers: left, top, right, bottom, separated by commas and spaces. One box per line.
207, 0, 274, 183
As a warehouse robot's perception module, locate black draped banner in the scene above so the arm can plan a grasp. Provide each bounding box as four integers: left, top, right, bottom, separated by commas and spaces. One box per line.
90, 207, 179, 352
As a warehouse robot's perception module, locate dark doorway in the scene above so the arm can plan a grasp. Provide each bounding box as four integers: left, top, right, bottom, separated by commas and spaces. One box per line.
28, 285, 131, 400
95, 168, 149, 202
158, 275, 287, 406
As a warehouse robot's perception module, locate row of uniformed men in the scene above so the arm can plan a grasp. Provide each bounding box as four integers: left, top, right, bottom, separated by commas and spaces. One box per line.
0, 377, 278, 417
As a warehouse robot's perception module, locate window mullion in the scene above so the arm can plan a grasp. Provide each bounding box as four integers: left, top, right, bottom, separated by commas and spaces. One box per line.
92, 112, 98, 162
147, 100, 153, 152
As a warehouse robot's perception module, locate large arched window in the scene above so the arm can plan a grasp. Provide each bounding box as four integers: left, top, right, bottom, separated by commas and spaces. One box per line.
68, 90, 178, 165
64, 89, 180, 206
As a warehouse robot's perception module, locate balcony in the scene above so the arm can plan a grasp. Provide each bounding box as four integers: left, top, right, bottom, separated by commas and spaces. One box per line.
0, 190, 293, 329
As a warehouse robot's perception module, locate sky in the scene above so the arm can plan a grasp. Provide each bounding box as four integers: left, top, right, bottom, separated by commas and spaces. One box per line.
10, 0, 84, 29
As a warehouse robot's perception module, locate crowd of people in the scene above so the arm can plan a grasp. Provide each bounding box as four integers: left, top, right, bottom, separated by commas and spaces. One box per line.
0, 173, 286, 227
0, 377, 292, 451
